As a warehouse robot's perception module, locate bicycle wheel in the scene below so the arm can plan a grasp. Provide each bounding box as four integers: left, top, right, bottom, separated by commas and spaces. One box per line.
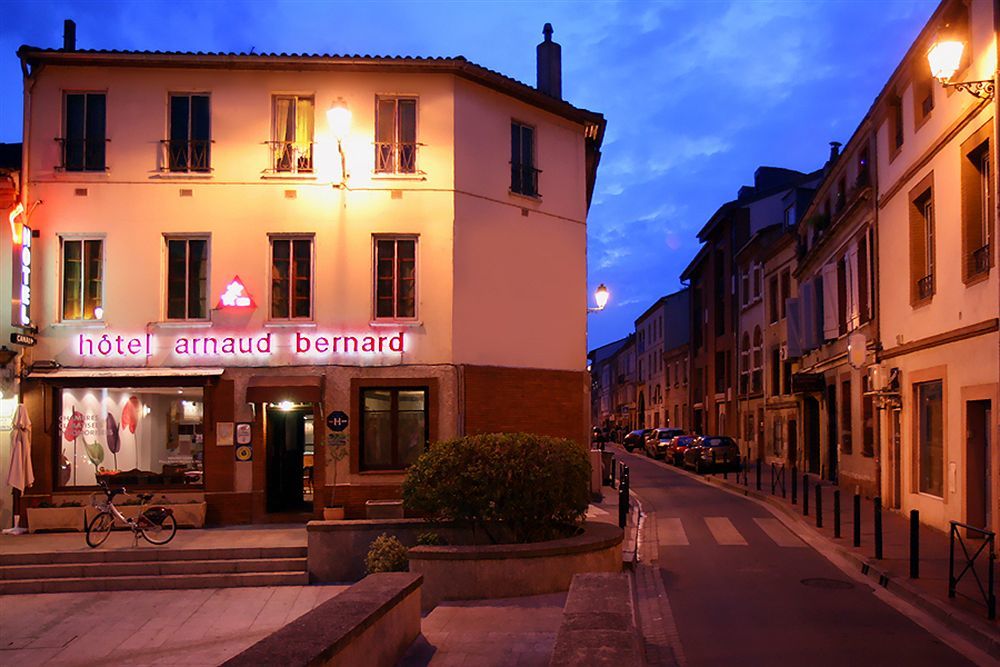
85, 511, 115, 548
140, 513, 177, 545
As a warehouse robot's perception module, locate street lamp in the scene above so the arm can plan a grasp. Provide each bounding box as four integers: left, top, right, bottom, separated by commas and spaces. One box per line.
589, 283, 610, 313
326, 97, 352, 186
927, 35, 995, 100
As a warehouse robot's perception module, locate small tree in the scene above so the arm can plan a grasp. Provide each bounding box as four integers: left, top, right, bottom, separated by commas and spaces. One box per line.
402, 433, 590, 543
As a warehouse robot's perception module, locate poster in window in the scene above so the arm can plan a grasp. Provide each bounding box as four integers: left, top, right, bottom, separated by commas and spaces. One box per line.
216, 421, 234, 446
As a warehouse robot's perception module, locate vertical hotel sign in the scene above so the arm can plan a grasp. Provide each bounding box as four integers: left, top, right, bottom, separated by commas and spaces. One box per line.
9, 203, 32, 328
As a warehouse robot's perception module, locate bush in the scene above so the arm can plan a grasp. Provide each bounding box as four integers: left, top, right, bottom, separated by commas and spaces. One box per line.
416, 531, 445, 546
402, 433, 590, 543
365, 533, 409, 574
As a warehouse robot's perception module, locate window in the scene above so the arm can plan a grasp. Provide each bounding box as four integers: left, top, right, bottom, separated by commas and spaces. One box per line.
768, 275, 779, 324
857, 146, 871, 187
858, 234, 871, 324
889, 93, 904, 155
961, 128, 994, 281
61, 238, 104, 320
375, 97, 417, 174
784, 203, 796, 228
167, 94, 210, 172
912, 58, 934, 126
742, 270, 750, 306
770, 348, 780, 397
782, 359, 793, 395
909, 175, 935, 303
271, 237, 313, 319
740, 334, 750, 394
361, 387, 428, 470
715, 350, 727, 394
62, 92, 106, 171
753, 265, 762, 300
916, 380, 943, 496
374, 237, 417, 320
780, 269, 790, 319
714, 250, 726, 337
862, 375, 875, 457
751, 326, 763, 393
272, 95, 314, 173
58, 386, 204, 488
835, 176, 846, 214
510, 121, 538, 196
840, 378, 852, 455
166, 237, 209, 320
837, 257, 847, 336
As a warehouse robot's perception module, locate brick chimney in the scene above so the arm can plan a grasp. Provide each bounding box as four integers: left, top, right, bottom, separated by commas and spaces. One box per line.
63, 19, 76, 51
536, 23, 562, 99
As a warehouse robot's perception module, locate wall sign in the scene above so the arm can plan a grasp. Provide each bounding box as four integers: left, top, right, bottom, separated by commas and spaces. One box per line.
10, 332, 35, 347
235, 422, 252, 445
326, 411, 349, 432
235, 445, 252, 461
217, 275, 256, 309
10, 203, 31, 329
216, 421, 234, 446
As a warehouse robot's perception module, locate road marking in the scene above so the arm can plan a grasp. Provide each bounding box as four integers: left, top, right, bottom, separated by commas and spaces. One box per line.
658, 518, 689, 546
753, 517, 806, 547
705, 517, 748, 545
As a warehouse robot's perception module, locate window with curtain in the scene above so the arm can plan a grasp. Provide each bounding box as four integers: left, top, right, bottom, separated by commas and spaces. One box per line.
361, 387, 428, 470
271, 237, 313, 319
63, 92, 106, 172
374, 237, 417, 320
61, 238, 104, 320
166, 237, 209, 320
272, 95, 314, 173
375, 97, 417, 173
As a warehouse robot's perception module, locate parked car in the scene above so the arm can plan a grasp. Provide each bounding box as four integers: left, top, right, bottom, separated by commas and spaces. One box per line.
664, 435, 699, 466
643, 428, 686, 459
623, 429, 651, 452
683, 436, 741, 474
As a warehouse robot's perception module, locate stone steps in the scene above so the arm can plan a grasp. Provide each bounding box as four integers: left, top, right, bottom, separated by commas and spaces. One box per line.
0, 545, 309, 594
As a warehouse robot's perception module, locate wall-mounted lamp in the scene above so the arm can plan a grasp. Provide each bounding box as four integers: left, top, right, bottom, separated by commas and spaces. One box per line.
588, 283, 610, 313
927, 37, 995, 100
326, 98, 352, 187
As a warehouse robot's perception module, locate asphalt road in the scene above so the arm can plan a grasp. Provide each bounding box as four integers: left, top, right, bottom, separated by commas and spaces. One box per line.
616, 447, 976, 667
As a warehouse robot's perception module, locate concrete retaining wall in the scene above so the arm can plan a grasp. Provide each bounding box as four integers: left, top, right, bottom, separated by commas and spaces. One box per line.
550, 572, 644, 666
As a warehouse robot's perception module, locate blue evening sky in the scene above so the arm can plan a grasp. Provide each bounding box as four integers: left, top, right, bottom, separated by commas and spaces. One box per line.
0, 0, 936, 351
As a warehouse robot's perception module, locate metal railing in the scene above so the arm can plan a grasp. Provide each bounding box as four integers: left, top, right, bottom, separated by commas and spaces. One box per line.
510, 162, 540, 197
948, 521, 996, 620
375, 141, 417, 174
56, 137, 108, 172
162, 139, 212, 172
972, 244, 991, 276
771, 462, 786, 498
917, 274, 934, 300
267, 140, 314, 173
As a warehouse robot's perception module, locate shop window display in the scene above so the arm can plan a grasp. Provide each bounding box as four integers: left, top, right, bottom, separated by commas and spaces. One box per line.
59, 386, 204, 488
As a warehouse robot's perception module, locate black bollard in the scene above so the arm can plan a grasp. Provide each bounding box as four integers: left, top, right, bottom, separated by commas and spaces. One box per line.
909, 509, 919, 579
712, 449, 717, 475
833, 490, 841, 538
618, 466, 629, 529
723, 451, 728, 480
791, 465, 798, 505
756, 458, 762, 491
853, 494, 861, 547
815, 485, 823, 528
803, 475, 810, 516
874, 496, 883, 560
610, 455, 616, 487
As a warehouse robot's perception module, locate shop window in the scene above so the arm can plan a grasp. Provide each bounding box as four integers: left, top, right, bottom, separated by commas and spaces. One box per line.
916, 380, 943, 497
360, 387, 428, 470
270, 236, 313, 319
376, 97, 417, 174
166, 237, 209, 320
167, 93, 211, 172
271, 95, 314, 173
61, 237, 104, 321
374, 236, 417, 320
908, 174, 935, 304
58, 386, 204, 488
961, 127, 994, 281
510, 121, 538, 196
62, 92, 106, 171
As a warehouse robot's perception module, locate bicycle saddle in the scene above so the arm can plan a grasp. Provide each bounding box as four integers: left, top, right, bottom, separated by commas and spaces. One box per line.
137, 493, 154, 503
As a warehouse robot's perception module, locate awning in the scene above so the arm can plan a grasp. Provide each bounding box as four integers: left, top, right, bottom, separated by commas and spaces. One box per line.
27, 367, 225, 379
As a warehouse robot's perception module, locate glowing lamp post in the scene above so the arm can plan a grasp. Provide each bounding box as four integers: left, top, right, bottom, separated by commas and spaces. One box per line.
926, 35, 994, 99
589, 283, 610, 313
327, 98, 352, 186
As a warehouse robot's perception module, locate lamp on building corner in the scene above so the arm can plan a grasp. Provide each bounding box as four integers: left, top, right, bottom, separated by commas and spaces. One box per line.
327, 98, 352, 187
926, 36, 995, 100
589, 283, 610, 313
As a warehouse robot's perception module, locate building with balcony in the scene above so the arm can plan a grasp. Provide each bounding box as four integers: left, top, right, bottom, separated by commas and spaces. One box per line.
11, 22, 605, 523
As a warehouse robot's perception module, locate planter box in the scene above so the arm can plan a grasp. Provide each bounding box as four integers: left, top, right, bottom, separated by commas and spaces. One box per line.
84, 502, 207, 529
365, 500, 404, 519
26, 507, 86, 533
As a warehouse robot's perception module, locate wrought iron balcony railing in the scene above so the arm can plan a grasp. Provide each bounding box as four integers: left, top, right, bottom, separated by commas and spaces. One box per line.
56, 137, 109, 172
972, 244, 991, 276
267, 140, 314, 174
510, 162, 541, 197
161, 139, 212, 172
917, 273, 934, 300
375, 142, 418, 174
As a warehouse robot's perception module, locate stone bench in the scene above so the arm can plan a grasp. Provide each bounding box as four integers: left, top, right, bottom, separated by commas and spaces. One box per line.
549, 573, 644, 666
221, 572, 422, 667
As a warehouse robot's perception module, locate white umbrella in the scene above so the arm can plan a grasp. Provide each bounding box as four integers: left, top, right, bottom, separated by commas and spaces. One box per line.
3, 404, 33, 535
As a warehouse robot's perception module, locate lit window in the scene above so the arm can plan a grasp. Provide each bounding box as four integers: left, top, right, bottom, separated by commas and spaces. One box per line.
61, 237, 104, 321
272, 95, 314, 173
361, 387, 428, 470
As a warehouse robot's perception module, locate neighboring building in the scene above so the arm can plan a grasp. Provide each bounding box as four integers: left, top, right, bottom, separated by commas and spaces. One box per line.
14, 23, 605, 523
872, 0, 997, 532
633, 288, 690, 430
660, 288, 690, 430
589, 336, 628, 431
0, 143, 22, 529
791, 131, 879, 494
612, 335, 638, 432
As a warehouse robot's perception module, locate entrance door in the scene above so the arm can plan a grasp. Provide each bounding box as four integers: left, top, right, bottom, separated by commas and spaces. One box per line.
826, 384, 838, 482
891, 409, 902, 509
266, 405, 314, 513
966, 400, 992, 530
805, 397, 821, 474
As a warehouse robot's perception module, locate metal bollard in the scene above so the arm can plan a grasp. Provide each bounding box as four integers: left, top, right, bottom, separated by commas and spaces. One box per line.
756, 458, 762, 491
833, 490, 841, 538
874, 496, 883, 560
618, 467, 628, 529
853, 494, 861, 547
610, 455, 616, 487
815, 485, 823, 528
909, 509, 919, 579
770, 463, 776, 495
712, 449, 717, 475
791, 465, 798, 505
803, 475, 810, 517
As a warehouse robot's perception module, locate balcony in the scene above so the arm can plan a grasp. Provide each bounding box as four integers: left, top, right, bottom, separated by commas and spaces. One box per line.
161, 139, 212, 173
510, 162, 540, 197
56, 137, 108, 172
917, 274, 934, 300
267, 140, 314, 174
375, 142, 418, 174
972, 244, 991, 277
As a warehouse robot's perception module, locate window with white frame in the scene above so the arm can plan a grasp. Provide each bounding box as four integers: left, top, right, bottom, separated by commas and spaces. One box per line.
375, 97, 417, 174
270, 236, 313, 319
374, 236, 417, 320
61, 237, 104, 320
166, 237, 209, 320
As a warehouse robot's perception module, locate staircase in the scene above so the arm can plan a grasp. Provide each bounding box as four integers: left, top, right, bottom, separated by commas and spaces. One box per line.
0, 545, 308, 594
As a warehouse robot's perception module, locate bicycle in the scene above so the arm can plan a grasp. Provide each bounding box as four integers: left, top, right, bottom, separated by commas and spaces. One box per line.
85, 478, 177, 548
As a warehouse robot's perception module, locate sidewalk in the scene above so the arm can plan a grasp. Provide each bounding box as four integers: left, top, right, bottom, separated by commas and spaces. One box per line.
692, 460, 999, 658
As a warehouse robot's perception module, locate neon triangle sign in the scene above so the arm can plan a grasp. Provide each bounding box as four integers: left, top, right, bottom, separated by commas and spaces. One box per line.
217, 275, 257, 309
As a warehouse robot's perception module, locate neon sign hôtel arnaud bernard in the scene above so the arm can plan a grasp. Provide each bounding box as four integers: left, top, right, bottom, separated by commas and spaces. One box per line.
76, 331, 406, 360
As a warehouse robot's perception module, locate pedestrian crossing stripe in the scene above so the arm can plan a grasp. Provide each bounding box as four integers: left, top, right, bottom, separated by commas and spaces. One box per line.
705, 517, 748, 545
753, 518, 806, 547
656, 516, 806, 548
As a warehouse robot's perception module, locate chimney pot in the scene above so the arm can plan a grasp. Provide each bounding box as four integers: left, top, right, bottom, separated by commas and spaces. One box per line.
536, 23, 562, 99
63, 19, 76, 51
829, 141, 842, 161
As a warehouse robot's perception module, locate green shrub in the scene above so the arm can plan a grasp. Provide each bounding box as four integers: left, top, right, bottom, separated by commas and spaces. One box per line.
365, 533, 409, 574
416, 531, 445, 546
402, 433, 590, 543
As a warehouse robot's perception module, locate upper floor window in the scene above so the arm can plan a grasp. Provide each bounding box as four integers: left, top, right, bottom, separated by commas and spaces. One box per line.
961, 127, 994, 281
166, 237, 209, 320
780, 269, 790, 319
272, 95, 314, 173
908, 174, 935, 303
61, 237, 104, 320
912, 58, 934, 126
374, 236, 417, 320
270, 236, 313, 319
768, 275, 779, 324
167, 94, 210, 172
375, 97, 417, 174
890, 93, 905, 155
62, 92, 106, 172
510, 121, 539, 197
